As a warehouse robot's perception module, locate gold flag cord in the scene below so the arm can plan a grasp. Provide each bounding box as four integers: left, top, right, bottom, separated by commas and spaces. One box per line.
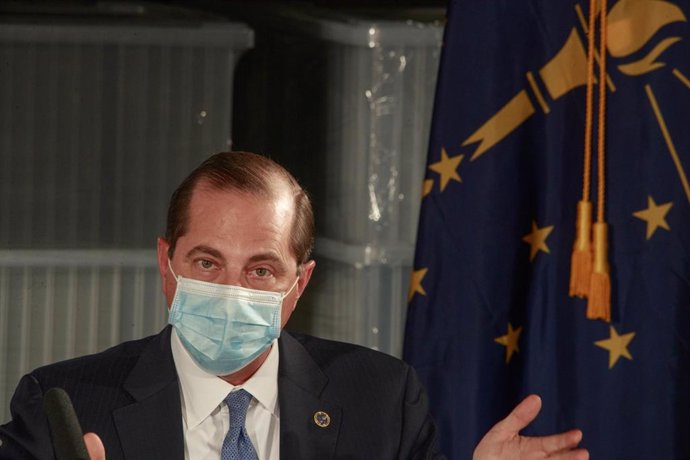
569, 0, 611, 321
569, 0, 597, 298
588, 0, 611, 322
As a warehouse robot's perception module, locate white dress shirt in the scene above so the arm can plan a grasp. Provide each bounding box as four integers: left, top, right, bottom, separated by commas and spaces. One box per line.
170, 328, 280, 460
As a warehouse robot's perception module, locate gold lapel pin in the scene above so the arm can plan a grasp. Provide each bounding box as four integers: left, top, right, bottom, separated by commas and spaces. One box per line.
313, 410, 330, 428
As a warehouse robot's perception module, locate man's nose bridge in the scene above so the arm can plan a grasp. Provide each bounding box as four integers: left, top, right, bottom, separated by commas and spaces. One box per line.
220, 266, 246, 288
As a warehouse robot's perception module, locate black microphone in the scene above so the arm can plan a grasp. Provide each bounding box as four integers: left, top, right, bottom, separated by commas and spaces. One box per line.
43, 387, 90, 460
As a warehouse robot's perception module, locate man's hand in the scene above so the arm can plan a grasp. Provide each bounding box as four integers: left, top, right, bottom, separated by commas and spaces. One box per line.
83, 432, 105, 460
473, 395, 589, 460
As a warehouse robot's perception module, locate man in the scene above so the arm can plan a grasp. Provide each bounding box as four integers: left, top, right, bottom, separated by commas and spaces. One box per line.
0, 152, 588, 459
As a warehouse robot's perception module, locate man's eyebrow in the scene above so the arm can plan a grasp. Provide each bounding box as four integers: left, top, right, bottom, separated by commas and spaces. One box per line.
247, 252, 285, 266
185, 245, 225, 261
186, 247, 289, 267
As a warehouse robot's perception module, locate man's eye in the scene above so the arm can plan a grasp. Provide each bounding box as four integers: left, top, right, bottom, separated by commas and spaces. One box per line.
255, 268, 269, 277
199, 260, 214, 269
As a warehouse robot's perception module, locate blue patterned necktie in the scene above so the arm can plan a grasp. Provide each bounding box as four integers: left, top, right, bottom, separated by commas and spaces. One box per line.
221, 389, 259, 460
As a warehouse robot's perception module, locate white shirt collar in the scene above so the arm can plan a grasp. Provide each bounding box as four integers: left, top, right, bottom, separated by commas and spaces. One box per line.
170, 327, 280, 429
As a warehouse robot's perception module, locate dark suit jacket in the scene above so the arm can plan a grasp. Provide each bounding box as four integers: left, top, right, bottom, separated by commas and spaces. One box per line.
0, 326, 443, 459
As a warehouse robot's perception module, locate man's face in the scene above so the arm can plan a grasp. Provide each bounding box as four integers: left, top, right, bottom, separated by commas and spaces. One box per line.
156, 181, 315, 329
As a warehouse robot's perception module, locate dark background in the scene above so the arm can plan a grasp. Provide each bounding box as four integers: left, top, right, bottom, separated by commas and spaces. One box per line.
0, 0, 448, 16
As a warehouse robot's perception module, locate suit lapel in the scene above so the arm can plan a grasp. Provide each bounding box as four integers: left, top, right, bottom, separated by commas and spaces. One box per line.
278, 332, 342, 459
113, 326, 184, 460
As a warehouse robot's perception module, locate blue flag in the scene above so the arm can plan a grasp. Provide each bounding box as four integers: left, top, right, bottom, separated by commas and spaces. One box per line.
403, 1, 690, 459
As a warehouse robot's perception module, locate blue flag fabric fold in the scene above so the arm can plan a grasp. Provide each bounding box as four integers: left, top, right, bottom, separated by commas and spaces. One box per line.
403, 1, 690, 458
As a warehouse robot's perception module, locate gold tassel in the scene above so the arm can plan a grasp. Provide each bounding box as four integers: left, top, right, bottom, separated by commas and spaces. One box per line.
587, 222, 611, 322
569, 200, 593, 298
570, 0, 596, 301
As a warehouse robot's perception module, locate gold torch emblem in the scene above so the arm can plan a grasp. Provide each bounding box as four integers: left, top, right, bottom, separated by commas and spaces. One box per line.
461, 0, 687, 164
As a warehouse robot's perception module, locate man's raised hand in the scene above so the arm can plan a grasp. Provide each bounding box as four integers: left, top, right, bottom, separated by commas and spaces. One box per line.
473, 395, 589, 460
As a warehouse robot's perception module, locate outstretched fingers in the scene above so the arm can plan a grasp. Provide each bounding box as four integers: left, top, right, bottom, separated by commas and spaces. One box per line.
524, 429, 588, 459
491, 394, 543, 436
538, 429, 582, 453
473, 395, 590, 460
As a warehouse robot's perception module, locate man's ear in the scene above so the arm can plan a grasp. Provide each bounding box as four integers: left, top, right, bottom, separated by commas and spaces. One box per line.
156, 237, 171, 291
296, 260, 316, 299
281, 260, 316, 327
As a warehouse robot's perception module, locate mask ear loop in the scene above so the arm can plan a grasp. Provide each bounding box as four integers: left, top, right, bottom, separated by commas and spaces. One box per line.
282, 277, 300, 300
167, 259, 180, 282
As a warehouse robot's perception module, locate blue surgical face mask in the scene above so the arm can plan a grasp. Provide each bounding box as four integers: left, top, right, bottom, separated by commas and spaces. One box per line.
167, 261, 298, 375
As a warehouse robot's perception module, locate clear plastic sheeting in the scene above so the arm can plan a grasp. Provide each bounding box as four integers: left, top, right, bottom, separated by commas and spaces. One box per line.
232, 6, 444, 356
0, 250, 165, 423
0, 6, 253, 249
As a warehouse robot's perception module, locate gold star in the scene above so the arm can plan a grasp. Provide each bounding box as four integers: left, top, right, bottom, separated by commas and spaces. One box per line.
595, 326, 636, 369
428, 147, 464, 192
521, 220, 554, 261
422, 179, 434, 198
408, 268, 428, 302
633, 196, 672, 239
495, 323, 523, 363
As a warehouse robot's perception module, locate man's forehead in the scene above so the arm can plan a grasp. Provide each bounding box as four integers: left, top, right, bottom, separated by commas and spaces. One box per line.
184, 181, 297, 256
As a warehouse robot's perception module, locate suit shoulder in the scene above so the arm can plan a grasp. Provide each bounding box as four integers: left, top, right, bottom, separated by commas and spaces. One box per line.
287, 332, 411, 375
30, 331, 165, 388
